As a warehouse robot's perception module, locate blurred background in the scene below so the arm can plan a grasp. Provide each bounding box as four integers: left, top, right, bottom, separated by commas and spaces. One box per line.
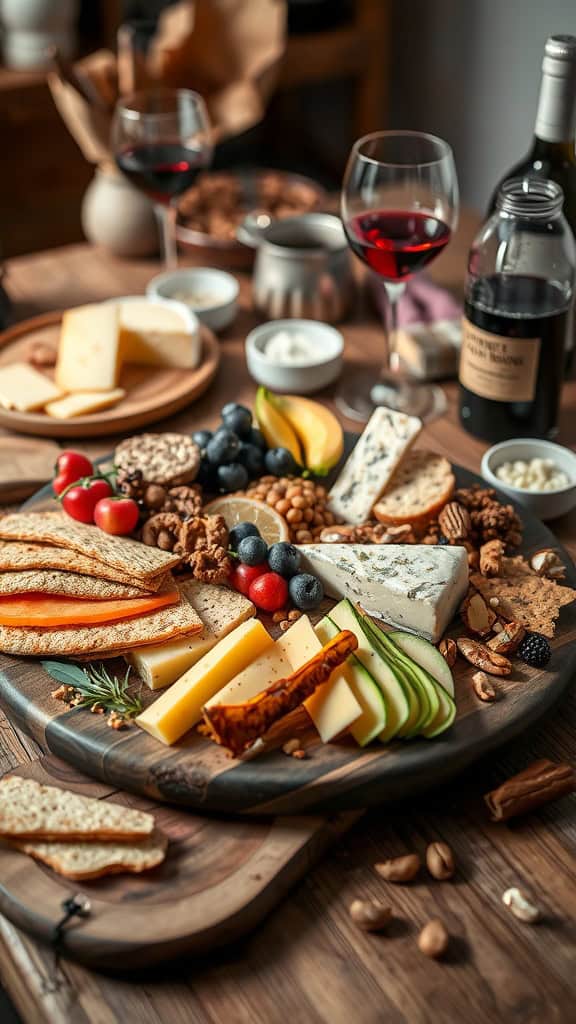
0, 0, 575, 258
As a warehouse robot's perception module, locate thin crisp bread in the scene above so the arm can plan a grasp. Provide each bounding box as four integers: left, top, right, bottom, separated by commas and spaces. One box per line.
0, 569, 158, 600
0, 512, 181, 582
0, 542, 169, 592
12, 832, 167, 880
0, 586, 202, 655
0, 776, 154, 840
471, 557, 576, 638
179, 578, 255, 634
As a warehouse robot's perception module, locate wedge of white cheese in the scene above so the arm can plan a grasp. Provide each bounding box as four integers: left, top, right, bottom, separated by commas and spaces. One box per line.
328, 407, 422, 525
298, 544, 468, 643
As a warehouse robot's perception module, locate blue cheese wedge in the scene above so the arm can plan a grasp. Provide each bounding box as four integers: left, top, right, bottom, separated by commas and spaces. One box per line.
298, 544, 468, 643
328, 407, 422, 525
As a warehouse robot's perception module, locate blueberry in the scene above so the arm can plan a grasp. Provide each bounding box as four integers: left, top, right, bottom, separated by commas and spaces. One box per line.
237, 535, 269, 566
196, 460, 219, 491
206, 429, 241, 466
222, 405, 252, 438
264, 447, 300, 477
217, 463, 249, 493
249, 427, 268, 451
267, 542, 301, 578
237, 442, 264, 477
289, 573, 324, 611
229, 521, 261, 550
192, 429, 212, 450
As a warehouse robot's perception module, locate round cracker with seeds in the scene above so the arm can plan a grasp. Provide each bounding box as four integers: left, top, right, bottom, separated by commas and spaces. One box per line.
114, 433, 201, 486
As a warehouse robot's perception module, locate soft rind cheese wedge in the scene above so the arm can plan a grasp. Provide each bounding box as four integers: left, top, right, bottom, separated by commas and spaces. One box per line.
118, 299, 201, 369
56, 303, 122, 393
135, 619, 272, 745
45, 388, 126, 419
328, 407, 422, 524
0, 362, 62, 411
298, 544, 469, 644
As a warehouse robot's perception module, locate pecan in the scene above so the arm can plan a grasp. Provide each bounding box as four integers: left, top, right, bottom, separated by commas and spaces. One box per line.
141, 512, 182, 551
438, 638, 457, 667
479, 539, 504, 577
163, 484, 203, 519
461, 590, 497, 636
456, 638, 512, 676
487, 621, 525, 654
530, 549, 566, 580
189, 545, 232, 584
438, 501, 471, 541
472, 671, 499, 702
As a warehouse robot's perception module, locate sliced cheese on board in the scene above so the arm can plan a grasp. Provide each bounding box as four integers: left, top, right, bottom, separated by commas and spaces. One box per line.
0, 363, 62, 411
135, 619, 273, 745
327, 407, 422, 524
45, 388, 126, 419
298, 544, 469, 644
118, 300, 200, 369
56, 303, 122, 392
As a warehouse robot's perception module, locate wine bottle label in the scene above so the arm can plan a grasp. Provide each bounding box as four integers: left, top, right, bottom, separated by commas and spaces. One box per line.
459, 318, 541, 402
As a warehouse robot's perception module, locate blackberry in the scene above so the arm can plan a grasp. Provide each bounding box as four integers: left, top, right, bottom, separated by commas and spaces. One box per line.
517, 631, 551, 669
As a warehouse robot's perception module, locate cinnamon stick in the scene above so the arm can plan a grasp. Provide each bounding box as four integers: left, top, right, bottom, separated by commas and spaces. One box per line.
484, 759, 575, 821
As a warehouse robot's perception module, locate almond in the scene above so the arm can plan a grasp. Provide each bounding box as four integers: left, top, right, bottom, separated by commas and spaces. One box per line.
487, 621, 525, 654
461, 591, 497, 636
438, 637, 457, 667
530, 549, 566, 580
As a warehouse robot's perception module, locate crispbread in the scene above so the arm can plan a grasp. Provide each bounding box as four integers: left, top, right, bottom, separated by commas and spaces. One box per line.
0, 513, 181, 582
0, 776, 154, 840
0, 542, 170, 592
12, 831, 167, 880
0, 569, 156, 601
114, 432, 200, 486
0, 586, 202, 655
179, 578, 255, 634
471, 557, 576, 638
372, 450, 455, 525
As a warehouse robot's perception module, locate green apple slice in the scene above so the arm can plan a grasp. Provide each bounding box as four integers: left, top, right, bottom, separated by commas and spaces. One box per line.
315, 617, 385, 746
387, 631, 455, 698
362, 618, 441, 734
420, 679, 456, 738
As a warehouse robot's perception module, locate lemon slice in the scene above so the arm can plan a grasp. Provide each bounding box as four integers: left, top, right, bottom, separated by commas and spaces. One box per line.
204, 496, 290, 544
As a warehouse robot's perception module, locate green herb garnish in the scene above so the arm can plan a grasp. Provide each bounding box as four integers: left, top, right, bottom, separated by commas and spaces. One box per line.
41, 661, 143, 719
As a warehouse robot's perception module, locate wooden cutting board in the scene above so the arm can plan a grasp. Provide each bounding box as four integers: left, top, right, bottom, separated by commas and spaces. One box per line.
0, 756, 359, 968
0, 437, 61, 503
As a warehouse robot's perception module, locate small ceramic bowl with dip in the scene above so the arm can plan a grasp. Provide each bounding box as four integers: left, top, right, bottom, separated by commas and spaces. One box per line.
481, 438, 576, 520
147, 268, 239, 332
245, 319, 344, 394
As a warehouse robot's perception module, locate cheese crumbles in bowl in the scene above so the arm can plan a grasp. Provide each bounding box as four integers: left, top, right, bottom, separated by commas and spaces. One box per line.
481, 438, 576, 520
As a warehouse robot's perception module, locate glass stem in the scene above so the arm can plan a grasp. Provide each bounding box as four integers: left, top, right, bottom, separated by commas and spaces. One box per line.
154, 202, 177, 269
383, 281, 406, 377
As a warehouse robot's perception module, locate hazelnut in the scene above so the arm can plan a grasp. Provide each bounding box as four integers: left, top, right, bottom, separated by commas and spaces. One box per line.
374, 853, 420, 883
349, 899, 392, 932
418, 919, 449, 959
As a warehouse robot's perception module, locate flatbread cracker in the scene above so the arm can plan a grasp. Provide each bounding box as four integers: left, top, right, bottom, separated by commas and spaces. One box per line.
0, 569, 157, 600
0, 512, 181, 583
0, 542, 169, 592
471, 557, 576, 638
12, 832, 167, 880
0, 586, 202, 655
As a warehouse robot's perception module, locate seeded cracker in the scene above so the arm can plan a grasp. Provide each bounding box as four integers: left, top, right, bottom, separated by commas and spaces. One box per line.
0, 569, 157, 600
471, 557, 576, 638
114, 432, 201, 486
0, 542, 169, 591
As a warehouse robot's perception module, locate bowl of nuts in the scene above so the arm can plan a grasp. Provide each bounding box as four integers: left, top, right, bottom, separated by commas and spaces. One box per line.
175, 169, 325, 269
481, 438, 576, 520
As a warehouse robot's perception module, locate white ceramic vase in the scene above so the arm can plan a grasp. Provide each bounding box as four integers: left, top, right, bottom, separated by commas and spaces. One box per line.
81, 167, 160, 258
0, 0, 79, 70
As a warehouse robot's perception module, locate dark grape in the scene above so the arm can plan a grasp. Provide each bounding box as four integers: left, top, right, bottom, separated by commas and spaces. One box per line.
206, 430, 241, 466
217, 463, 249, 492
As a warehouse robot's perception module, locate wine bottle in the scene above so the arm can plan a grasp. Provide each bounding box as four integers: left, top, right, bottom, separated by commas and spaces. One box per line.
488, 35, 576, 368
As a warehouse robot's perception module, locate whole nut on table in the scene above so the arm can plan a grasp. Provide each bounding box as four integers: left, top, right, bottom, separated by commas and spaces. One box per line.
502, 887, 540, 924
349, 899, 392, 932
374, 853, 421, 883
426, 841, 456, 880
417, 919, 450, 959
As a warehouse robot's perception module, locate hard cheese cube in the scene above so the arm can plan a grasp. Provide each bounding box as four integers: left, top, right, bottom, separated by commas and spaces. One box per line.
135, 619, 273, 745
56, 304, 122, 393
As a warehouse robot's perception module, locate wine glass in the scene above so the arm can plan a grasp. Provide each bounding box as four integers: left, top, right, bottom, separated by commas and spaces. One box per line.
340, 130, 459, 421
111, 88, 212, 269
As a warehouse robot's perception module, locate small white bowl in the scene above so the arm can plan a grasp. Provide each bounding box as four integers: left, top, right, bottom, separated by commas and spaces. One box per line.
147, 268, 239, 332
481, 438, 576, 520
245, 319, 344, 394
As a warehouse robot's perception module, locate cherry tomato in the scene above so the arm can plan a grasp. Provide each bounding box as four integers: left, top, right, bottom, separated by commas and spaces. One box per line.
62, 479, 112, 524
94, 496, 140, 536
229, 562, 268, 596
53, 451, 94, 496
248, 572, 289, 613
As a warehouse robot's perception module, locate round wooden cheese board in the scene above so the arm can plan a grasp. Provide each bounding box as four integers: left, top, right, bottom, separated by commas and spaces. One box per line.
1, 459, 574, 816
0, 311, 220, 438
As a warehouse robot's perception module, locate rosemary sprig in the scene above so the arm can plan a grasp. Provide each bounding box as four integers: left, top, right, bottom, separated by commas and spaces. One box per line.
41, 660, 143, 718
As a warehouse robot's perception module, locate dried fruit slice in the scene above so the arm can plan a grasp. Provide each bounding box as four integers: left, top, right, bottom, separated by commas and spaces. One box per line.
203, 496, 290, 544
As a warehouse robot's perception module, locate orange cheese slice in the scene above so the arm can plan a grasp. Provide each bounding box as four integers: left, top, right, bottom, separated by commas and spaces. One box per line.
0, 587, 180, 628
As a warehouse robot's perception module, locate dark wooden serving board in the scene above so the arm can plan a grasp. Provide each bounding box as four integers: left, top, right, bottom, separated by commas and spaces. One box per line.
1, 467, 575, 815
0, 756, 358, 968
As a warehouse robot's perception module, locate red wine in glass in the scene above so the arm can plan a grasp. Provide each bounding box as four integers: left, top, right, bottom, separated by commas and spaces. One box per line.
116, 143, 206, 204
346, 210, 452, 281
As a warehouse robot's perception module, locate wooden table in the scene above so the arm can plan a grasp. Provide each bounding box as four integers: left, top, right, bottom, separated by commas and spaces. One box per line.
1, 223, 575, 1024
